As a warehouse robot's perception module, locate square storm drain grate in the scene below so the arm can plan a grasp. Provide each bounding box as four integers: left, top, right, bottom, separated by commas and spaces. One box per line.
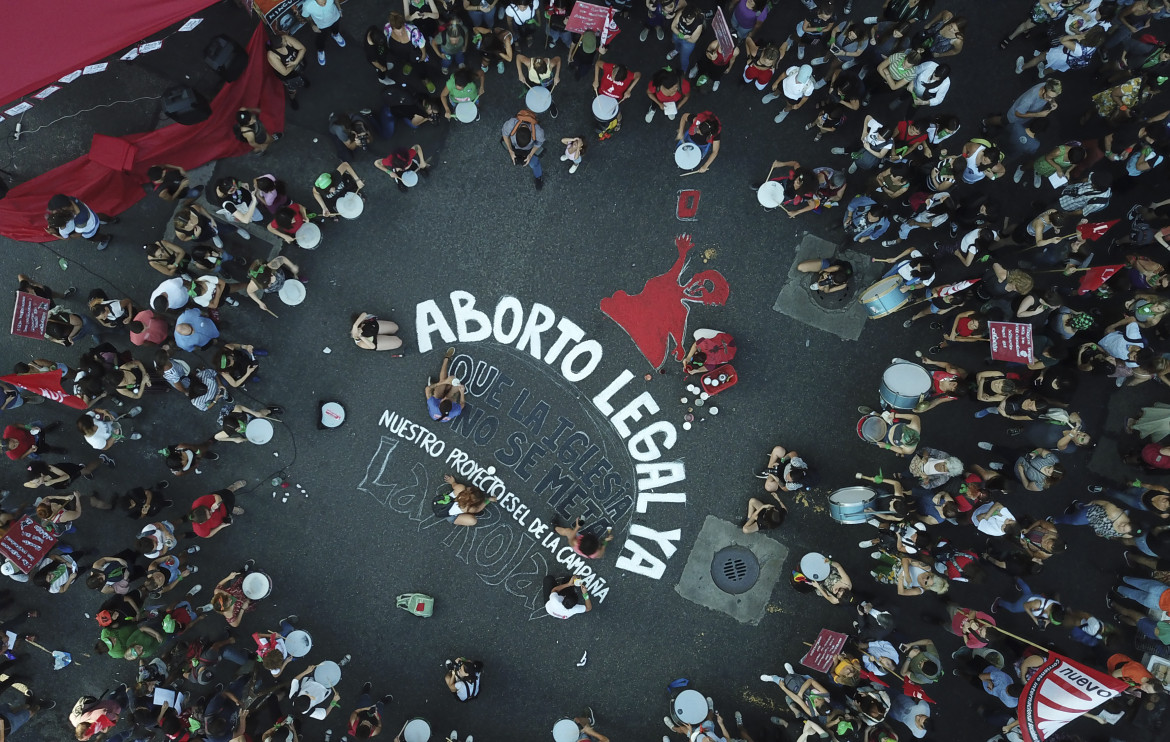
675, 516, 787, 625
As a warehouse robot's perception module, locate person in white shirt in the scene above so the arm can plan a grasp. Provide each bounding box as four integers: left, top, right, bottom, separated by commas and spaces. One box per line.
911, 61, 951, 108
300, 0, 346, 66
762, 64, 816, 124
290, 664, 340, 719
543, 575, 593, 619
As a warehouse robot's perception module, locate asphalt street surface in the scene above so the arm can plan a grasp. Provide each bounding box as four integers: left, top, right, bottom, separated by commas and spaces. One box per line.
1, 1, 1168, 741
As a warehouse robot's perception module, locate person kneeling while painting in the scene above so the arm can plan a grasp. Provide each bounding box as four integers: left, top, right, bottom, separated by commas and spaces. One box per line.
432, 474, 497, 526
543, 575, 593, 619
555, 517, 614, 558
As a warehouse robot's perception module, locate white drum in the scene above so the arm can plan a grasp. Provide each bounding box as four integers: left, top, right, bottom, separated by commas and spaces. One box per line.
879, 362, 932, 410
592, 95, 619, 125
278, 278, 306, 306
552, 719, 581, 742
336, 192, 364, 219
455, 101, 478, 123
245, 418, 274, 445
673, 688, 707, 724
525, 86, 552, 113
674, 142, 701, 170
295, 222, 321, 249
800, 552, 832, 581
314, 660, 342, 688
241, 571, 272, 600
757, 180, 786, 209
403, 718, 431, 742
401, 170, 419, 188
828, 487, 878, 525
285, 629, 312, 657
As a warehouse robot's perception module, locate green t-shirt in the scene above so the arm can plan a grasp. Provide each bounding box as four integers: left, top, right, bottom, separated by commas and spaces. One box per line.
446, 78, 479, 104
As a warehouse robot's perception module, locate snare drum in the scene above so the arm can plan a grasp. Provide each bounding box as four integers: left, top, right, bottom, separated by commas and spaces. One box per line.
552, 719, 582, 742
858, 275, 908, 319
241, 571, 273, 600
879, 362, 932, 410
455, 101, 478, 123
525, 85, 552, 114
856, 415, 889, 443
828, 486, 877, 525
245, 418, 274, 444
402, 718, 431, 742
674, 142, 702, 170
592, 95, 619, 129
295, 222, 321, 249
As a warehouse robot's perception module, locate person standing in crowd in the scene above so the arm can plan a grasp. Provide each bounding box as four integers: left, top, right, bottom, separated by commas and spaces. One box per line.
44, 194, 117, 251
300, 0, 347, 66
502, 108, 547, 190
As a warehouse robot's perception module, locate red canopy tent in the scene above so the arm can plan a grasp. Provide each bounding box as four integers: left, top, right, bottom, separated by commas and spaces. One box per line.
0, 23, 286, 243
5, 0, 219, 106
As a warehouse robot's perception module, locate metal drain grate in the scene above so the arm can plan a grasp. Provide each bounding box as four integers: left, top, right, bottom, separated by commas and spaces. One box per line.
710, 546, 760, 594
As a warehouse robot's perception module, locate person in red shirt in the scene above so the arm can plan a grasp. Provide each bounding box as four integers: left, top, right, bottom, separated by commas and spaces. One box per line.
128, 309, 170, 348
1107, 653, 1159, 694
3, 422, 65, 461
593, 60, 641, 103
183, 479, 247, 538
1138, 443, 1170, 470
644, 67, 691, 123
266, 204, 311, 245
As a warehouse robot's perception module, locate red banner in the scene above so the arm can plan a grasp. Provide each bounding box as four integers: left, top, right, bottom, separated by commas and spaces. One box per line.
1017, 653, 1127, 742
989, 321, 1034, 363
800, 629, 848, 673
1076, 219, 1119, 241
713, 8, 735, 57
1077, 265, 1122, 295
0, 370, 88, 409
10, 291, 50, 339
0, 515, 58, 574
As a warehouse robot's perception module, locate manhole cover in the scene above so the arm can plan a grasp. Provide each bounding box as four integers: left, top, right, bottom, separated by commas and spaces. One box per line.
711, 546, 760, 594
809, 280, 859, 311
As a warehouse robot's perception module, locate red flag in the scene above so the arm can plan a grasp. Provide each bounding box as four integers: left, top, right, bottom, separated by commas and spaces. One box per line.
0, 370, 87, 409
933, 278, 980, 298
1017, 653, 1127, 742
1077, 219, 1119, 241
1077, 265, 1123, 295
859, 668, 890, 687
902, 680, 936, 704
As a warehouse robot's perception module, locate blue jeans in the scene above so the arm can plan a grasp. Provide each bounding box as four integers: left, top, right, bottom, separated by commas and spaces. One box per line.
674, 37, 697, 73
997, 578, 1041, 614
440, 51, 465, 69
0, 706, 31, 734
547, 26, 572, 48
467, 9, 493, 28
527, 153, 543, 178
1109, 487, 1154, 512
1052, 505, 1089, 526
1117, 576, 1169, 613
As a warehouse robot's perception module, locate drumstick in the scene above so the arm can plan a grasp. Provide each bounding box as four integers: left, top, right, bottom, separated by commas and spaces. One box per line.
680, 170, 702, 177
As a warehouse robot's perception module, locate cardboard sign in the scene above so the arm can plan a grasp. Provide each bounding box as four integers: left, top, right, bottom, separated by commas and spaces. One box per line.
566, 2, 611, 34
800, 629, 848, 673
713, 8, 735, 57
253, 0, 305, 34
0, 515, 57, 574
11, 291, 49, 339
989, 321, 1034, 363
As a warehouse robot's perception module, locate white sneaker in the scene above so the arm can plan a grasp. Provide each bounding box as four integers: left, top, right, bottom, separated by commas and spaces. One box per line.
657, 27, 665, 41
784, 662, 796, 675
569, 163, 579, 174
760, 674, 781, 685
448, 732, 458, 742
332, 32, 346, 47
666, 49, 678, 60
773, 110, 789, 123
810, 282, 821, 290
687, 65, 698, 79
318, 50, 327, 66
640, 28, 649, 42
762, 92, 780, 104
645, 108, 656, 123
712, 81, 720, 91
1014, 56, 1024, 74
560, 154, 570, 161
236, 227, 251, 239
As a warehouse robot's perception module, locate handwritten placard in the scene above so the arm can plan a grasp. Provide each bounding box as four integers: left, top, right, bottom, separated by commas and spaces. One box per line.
800, 629, 848, 673
83, 62, 109, 75
566, 1, 611, 34
11, 292, 50, 339
989, 321, 1034, 364
713, 9, 734, 57
0, 515, 57, 574
34, 86, 60, 100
